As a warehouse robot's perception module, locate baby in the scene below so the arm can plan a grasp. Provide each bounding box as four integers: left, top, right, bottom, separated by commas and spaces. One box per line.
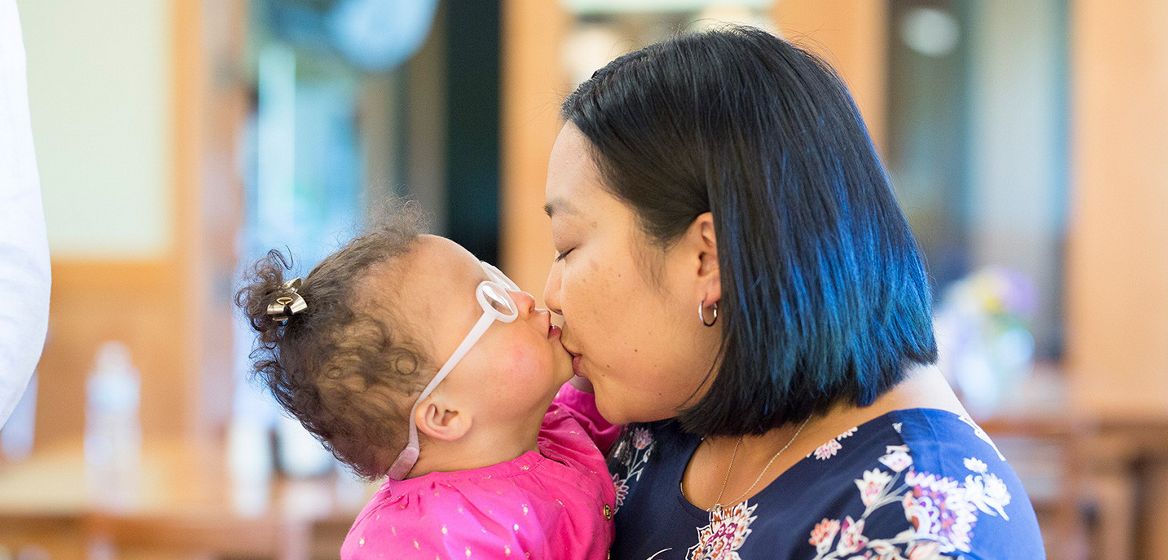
236, 208, 618, 559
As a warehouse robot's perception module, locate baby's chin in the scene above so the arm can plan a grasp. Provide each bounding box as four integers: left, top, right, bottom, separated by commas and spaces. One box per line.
547, 342, 575, 385
553, 362, 575, 386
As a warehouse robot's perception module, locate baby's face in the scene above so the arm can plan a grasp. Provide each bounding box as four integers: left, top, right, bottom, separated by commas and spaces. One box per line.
394, 235, 574, 423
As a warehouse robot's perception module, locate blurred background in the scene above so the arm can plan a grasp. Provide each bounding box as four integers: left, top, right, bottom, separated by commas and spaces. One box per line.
1, 0, 1166, 558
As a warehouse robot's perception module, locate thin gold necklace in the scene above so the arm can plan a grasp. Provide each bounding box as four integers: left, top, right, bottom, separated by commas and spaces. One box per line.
682, 417, 812, 513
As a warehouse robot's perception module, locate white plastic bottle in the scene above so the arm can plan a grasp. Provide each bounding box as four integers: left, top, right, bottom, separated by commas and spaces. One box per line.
84, 341, 142, 508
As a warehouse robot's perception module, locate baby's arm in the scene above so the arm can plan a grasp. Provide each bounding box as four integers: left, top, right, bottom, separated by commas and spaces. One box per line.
551, 378, 621, 454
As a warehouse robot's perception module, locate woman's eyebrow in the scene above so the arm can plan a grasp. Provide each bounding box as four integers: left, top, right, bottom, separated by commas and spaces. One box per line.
543, 198, 577, 218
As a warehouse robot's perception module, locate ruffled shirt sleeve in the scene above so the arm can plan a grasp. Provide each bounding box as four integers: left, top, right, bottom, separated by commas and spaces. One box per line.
550, 381, 621, 455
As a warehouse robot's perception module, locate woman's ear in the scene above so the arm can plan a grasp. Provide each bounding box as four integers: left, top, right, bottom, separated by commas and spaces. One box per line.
415, 393, 472, 443
690, 211, 721, 304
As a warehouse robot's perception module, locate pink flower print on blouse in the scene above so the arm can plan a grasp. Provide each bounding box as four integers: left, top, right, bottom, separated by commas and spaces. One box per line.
686, 501, 759, 560
806, 437, 1019, 559
812, 427, 857, 461
834, 516, 868, 555
609, 427, 654, 514
902, 471, 977, 553
855, 469, 893, 507
612, 473, 629, 508
814, 439, 843, 461
631, 427, 653, 450
808, 518, 841, 555
878, 444, 913, 472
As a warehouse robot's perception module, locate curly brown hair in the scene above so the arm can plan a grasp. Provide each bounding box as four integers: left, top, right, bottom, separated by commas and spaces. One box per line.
235, 207, 432, 479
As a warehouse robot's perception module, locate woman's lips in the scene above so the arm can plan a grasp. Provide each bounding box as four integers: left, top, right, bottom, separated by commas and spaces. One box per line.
548, 324, 561, 339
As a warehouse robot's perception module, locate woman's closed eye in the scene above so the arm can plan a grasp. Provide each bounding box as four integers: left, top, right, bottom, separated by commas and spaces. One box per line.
554, 248, 574, 262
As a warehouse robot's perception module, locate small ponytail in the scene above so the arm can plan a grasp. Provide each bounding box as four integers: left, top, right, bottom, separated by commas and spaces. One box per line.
233, 205, 430, 479
236, 249, 297, 345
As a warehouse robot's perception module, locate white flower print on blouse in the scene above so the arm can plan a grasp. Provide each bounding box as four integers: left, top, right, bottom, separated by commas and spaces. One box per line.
806, 445, 1015, 559
609, 426, 654, 513
956, 414, 1006, 461
878, 445, 913, 473
855, 469, 893, 507
686, 501, 759, 560
812, 427, 857, 461
963, 456, 1013, 520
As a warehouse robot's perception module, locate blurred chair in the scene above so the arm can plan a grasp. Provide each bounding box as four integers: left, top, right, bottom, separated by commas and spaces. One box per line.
980, 413, 1093, 560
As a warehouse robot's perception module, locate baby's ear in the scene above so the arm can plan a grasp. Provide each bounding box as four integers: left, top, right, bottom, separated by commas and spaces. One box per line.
415, 394, 472, 442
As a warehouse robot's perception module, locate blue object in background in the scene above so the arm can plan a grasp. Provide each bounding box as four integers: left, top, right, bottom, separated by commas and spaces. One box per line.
328, 0, 439, 72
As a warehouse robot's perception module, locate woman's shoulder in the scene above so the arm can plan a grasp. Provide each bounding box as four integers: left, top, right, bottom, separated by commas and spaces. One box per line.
818, 407, 1008, 466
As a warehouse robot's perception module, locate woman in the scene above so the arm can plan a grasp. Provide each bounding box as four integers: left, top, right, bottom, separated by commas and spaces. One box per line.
543, 26, 1044, 559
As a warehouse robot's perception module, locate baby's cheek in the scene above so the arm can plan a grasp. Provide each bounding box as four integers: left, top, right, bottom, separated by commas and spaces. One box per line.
505, 340, 547, 381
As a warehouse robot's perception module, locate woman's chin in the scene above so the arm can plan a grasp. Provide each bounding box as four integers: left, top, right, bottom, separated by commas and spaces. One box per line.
592, 393, 626, 425
599, 398, 675, 426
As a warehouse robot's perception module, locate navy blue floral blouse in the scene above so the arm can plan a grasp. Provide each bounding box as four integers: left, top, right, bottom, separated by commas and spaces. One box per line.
608, 408, 1044, 559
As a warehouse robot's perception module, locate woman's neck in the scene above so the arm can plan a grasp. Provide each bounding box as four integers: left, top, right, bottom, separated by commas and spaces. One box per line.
682, 364, 965, 509
754, 364, 967, 464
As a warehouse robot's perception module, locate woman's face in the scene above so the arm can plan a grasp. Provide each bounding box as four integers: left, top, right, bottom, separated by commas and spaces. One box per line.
542, 124, 718, 424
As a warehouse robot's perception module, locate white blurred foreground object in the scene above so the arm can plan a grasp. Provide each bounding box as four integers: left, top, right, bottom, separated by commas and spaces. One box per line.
0, 372, 36, 460
85, 342, 142, 509
276, 414, 335, 478
0, 0, 50, 428
227, 417, 273, 516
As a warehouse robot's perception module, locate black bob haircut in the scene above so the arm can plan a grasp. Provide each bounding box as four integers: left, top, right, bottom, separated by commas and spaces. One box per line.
561, 25, 938, 436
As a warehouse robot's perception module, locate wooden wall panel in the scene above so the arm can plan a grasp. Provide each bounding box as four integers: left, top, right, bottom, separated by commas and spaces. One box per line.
191, 0, 248, 440
499, 0, 570, 299
1067, 0, 1168, 417
36, 262, 187, 445
32, 0, 244, 449
773, 0, 888, 153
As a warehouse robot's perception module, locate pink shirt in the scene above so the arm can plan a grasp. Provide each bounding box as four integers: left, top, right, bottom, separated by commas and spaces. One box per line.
341, 385, 620, 559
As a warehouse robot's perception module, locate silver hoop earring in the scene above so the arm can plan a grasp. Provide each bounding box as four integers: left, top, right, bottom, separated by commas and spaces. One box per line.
699, 300, 718, 327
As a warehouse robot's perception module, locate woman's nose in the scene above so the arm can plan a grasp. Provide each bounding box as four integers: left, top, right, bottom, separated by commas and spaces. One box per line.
543, 265, 562, 315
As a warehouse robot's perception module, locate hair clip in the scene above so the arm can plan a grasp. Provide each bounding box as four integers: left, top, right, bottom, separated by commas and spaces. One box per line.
266, 278, 308, 325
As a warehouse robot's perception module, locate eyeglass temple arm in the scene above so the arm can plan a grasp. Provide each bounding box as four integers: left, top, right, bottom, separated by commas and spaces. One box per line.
387, 311, 497, 479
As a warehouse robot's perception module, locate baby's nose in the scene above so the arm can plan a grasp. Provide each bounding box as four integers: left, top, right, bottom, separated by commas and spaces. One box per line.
508, 290, 536, 316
